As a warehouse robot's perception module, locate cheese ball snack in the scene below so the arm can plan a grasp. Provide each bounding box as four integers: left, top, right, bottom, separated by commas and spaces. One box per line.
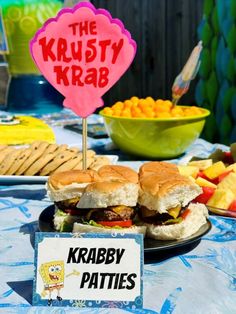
103, 96, 205, 118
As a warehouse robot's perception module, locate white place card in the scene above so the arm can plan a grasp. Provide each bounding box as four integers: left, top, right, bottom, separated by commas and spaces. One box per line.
33, 232, 143, 309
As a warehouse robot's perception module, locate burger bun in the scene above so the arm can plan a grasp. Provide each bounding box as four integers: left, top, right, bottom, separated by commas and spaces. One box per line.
98, 165, 138, 183
143, 203, 209, 240
139, 173, 202, 214
47, 169, 101, 202
77, 181, 138, 208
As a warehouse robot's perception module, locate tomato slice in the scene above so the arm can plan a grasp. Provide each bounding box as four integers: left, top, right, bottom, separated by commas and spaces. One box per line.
98, 220, 133, 228
181, 208, 191, 219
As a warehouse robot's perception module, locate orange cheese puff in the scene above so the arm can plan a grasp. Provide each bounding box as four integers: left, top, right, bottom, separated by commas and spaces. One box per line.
137, 113, 146, 118
103, 107, 113, 115
142, 106, 153, 113
138, 98, 149, 105
131, 107, 142, 115
124, 100, 133, 109
145, 111, 155, 118
112, 109, 121, 116
189, 106, 203, 115
155, 99, 164, 106
183, 108, 195, 116
138, 99, 151, 112
154, 104, 170, 113
146, 96, 155, 106
171, 107, 184, 117
156, 112, 172, 118
112, 101, 124, 110
121, 109, 132, 117
163, 100, 173, 109
130, 96, 139, 105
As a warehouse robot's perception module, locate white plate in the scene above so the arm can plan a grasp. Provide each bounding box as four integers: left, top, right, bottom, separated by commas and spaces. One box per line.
0, 155, 118, 184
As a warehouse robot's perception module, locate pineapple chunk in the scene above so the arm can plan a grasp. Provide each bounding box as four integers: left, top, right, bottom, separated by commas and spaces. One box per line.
188, 159, 213, 170
207, 188, 234, 209
226, 163, 236, 172
203, 161, 226, 179
178, 165, 199, 178
217, 172, 236, 196
195, 177, 217, 188
188, 176, 196, 183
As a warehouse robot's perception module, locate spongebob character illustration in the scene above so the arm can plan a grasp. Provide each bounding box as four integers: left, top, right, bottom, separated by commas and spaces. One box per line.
39, 260, 65, 306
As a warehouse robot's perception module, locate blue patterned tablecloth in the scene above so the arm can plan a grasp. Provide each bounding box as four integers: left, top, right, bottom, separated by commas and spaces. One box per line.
0, 184, 235, 314
0, 113, 235, 314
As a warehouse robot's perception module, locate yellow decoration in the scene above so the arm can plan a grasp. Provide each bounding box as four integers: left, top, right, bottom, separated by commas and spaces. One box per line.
0, 116, 55, 145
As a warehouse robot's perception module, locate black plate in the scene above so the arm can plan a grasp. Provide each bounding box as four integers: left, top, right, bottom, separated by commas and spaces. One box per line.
39, 205, 212, 252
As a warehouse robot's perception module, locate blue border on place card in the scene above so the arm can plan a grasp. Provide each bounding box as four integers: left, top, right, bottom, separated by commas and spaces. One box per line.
33, 232, 144, 309
0, 8, 9, 54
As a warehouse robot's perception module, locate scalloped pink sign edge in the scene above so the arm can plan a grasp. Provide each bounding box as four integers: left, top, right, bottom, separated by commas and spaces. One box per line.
30, 2, 137, 117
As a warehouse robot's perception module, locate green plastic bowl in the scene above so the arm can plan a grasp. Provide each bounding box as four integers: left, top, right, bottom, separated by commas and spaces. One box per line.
100, 107, 210, 159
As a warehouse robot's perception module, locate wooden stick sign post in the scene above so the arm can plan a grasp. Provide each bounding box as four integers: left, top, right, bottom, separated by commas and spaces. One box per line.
30, 2, 136, 168
82, 117, 87, 169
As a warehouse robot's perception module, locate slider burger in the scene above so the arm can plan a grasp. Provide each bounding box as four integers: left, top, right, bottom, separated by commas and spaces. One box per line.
47, 165, 146, 235
138, 162, 208, 240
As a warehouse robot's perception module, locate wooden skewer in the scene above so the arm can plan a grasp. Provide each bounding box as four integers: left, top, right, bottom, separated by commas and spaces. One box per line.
171, 97, 179, 109
82, 118, 87, 170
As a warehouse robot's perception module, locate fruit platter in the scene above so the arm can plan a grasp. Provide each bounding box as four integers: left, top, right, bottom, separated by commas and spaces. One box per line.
178, 143, 236, 217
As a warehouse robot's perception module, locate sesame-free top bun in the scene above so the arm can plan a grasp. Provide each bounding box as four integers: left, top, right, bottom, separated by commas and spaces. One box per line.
77, 180, 139, 208
47, 169, 101, 202
139, 161, 179, 178
144, 203, 209, 240
98, 165, 138, 183
48, 169, 100, 189
138, 172, 202, 214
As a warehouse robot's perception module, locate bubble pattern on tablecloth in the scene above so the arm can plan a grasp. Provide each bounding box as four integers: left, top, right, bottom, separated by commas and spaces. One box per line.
0, 133, 235, 313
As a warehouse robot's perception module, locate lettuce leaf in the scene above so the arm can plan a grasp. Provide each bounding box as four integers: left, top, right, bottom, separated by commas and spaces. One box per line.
55, 209, 129, 231
162, 217, 183, 225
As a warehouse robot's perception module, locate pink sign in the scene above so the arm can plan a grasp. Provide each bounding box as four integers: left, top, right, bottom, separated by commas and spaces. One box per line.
30, 2, 136, 117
